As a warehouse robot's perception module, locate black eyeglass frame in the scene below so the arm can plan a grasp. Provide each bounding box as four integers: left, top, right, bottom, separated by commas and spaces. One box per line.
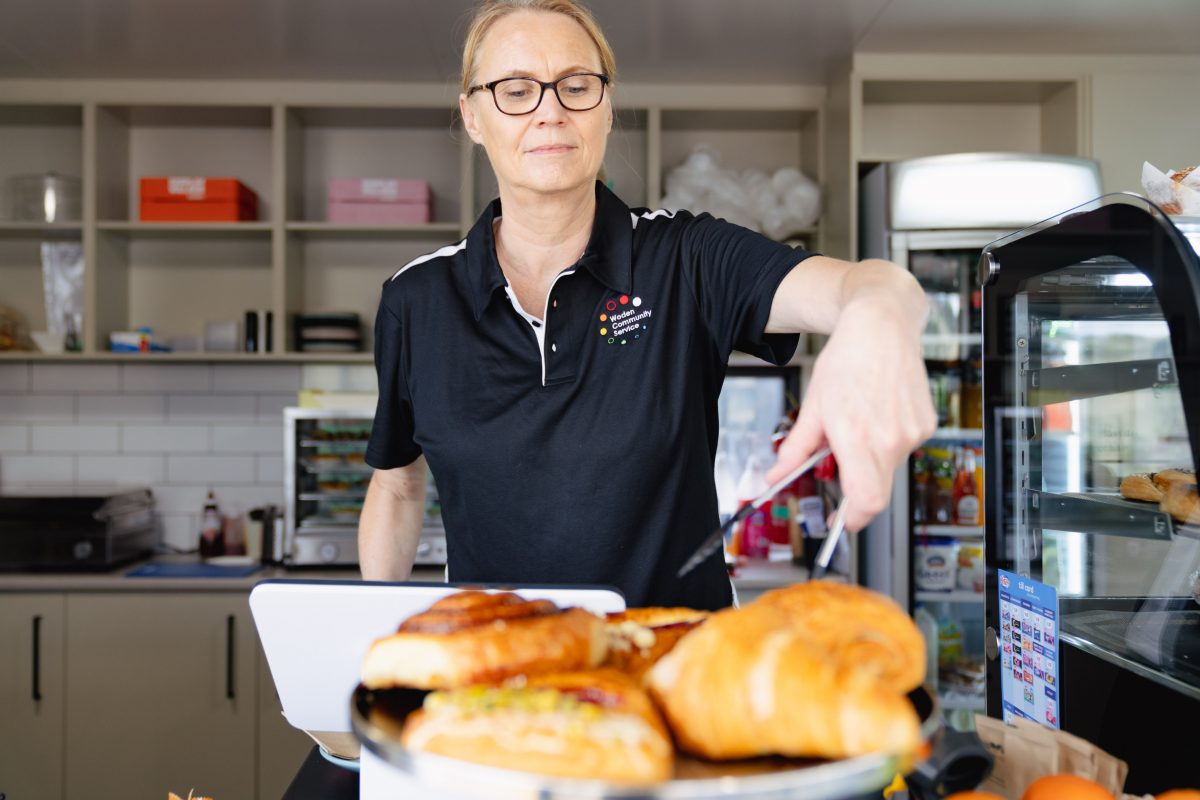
466, 72, 610, 116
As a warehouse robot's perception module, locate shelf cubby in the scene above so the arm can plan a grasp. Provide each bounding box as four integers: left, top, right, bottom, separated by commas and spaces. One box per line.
859, 80, 1080, 163
94, 104, 274, 223
283, 106, 462, 225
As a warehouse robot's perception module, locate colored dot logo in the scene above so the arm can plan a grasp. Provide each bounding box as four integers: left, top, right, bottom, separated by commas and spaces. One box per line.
599, 313, 607, 322
619, 295, 629, 305
605, 300, 617, 311
632, 297, 642, 307
599, 327, 607, 335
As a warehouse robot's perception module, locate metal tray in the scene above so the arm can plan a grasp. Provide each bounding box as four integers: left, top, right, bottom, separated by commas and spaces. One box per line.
351, 683, 943, 800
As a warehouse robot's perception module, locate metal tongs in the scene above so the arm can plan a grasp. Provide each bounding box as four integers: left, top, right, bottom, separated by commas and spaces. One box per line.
677, 446, 849, 580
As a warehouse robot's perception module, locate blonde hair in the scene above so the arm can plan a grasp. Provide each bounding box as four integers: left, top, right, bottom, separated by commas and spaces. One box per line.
460, 0, 617, 94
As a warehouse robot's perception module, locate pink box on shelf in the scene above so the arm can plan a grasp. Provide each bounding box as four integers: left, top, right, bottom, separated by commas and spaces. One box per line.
326, 178, 431, 224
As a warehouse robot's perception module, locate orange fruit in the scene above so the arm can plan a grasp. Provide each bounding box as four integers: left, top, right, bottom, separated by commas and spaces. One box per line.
1022, 774, 1115, 800
1158, 792, 1200, 800
945, 792, 1005, 800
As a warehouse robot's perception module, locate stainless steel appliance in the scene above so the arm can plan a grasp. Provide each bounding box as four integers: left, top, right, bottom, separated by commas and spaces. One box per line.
858, 153, 1103, 726
0, 488, 157, 571
980, 195, 1200, 793
284, 408, 446, 567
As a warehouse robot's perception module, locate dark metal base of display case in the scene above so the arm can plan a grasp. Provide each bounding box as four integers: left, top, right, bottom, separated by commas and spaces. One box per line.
1061, 639, 1200, 794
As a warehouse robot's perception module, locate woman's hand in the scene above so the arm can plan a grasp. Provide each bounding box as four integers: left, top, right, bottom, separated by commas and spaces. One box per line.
765, 296, 936, 533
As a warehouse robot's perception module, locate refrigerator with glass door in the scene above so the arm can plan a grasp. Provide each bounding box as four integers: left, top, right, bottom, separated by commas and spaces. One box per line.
857, 153, 1102, 728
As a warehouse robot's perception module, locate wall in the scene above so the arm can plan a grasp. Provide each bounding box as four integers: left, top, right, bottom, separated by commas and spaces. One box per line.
0, 362, 301, 551
1091, 69, 1200, 194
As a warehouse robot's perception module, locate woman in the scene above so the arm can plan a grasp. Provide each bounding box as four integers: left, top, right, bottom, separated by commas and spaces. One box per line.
359, 0, 935, 610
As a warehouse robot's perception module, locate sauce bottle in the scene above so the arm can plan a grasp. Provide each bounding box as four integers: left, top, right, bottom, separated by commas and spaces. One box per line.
735, 440, 771, 559
953, 448, 980, 526
199, 490, 224, 558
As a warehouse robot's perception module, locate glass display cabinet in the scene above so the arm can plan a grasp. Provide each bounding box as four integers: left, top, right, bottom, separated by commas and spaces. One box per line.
980, 195, 1200, 794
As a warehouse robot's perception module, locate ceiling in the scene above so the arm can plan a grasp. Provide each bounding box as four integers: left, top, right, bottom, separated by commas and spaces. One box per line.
1, 0, 1199, 85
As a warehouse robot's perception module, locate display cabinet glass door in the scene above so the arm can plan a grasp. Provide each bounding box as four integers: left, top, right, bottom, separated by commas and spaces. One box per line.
981, 199, 1200, 792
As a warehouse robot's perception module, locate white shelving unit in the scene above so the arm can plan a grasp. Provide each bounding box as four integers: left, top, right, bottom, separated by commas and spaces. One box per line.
0, 79, 826, 361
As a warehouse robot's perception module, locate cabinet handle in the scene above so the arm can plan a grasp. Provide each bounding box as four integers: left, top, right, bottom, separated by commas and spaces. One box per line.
225, 615, 236, 700
32, 614, 43, 702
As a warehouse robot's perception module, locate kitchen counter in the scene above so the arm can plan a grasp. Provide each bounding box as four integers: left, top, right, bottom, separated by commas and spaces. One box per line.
282, 747, 358, 800
0, 556, 816, 595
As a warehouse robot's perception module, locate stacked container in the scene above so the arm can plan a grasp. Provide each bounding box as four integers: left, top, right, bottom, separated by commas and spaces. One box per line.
139, 177, 258, 222
326, 178, 431, 224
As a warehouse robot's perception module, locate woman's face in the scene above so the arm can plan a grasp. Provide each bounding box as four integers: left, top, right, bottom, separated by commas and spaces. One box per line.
461, 10, 612, 197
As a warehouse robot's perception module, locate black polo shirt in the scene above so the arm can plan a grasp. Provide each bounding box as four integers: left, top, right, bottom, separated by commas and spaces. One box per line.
366, 181, 813, 610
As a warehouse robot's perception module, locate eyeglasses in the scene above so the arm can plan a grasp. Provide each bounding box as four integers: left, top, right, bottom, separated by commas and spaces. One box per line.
467, 72, 609, 116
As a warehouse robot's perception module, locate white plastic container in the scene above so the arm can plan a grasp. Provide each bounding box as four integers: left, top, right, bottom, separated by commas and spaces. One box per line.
914, 537, 959, 591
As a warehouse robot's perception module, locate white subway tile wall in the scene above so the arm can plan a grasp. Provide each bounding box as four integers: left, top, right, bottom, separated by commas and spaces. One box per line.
0, 363, 304, 551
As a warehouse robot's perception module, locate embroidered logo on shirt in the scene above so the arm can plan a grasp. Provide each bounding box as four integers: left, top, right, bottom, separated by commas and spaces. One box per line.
598, 294, 651, 345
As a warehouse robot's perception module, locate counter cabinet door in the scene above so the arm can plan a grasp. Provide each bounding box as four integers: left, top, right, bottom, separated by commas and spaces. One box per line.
63, 593, 257, 800
0, 592, 66, 800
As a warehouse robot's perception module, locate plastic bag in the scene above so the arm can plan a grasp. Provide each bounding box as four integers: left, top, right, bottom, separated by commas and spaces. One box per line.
41, 241, 84, 350
660, 146, 821, 238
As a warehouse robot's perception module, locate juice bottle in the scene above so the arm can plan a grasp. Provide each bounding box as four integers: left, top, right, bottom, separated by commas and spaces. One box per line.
912, 449, 930, 524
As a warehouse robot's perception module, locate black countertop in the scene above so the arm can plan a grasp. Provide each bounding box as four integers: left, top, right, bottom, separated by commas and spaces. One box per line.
282, 747, 358, 800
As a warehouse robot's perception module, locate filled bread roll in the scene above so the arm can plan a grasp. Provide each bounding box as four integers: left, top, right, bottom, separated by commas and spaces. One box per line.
646, 602, 921, 761
1161, 481, 1200, 526
1120, 473, 1164, 503
603, 607, 709, 682
362, 591, 606, 690
753, 581, 926, 694
1153, 469, 1196, 493
401, 668, 673, 784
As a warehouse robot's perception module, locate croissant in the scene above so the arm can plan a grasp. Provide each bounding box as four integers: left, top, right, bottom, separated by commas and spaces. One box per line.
753, 581, 926, 693
401, 668, 673, 783
361, 591, 607, 690
646, 601, 921, 761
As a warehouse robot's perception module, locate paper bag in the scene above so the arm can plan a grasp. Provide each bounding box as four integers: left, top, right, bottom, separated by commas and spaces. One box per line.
974, 715, 1128, 799
1141, 162, 1200, 215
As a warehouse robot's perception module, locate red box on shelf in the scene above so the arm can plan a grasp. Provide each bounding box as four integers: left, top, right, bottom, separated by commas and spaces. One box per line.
139, 177, 259, 222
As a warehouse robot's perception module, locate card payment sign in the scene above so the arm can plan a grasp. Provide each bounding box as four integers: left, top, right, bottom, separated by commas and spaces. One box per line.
998, 569, 1059, 729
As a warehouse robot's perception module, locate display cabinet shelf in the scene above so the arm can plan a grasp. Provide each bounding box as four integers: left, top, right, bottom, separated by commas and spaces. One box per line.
1027, 358, 1177, 406
1031, 490, 1199, 542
